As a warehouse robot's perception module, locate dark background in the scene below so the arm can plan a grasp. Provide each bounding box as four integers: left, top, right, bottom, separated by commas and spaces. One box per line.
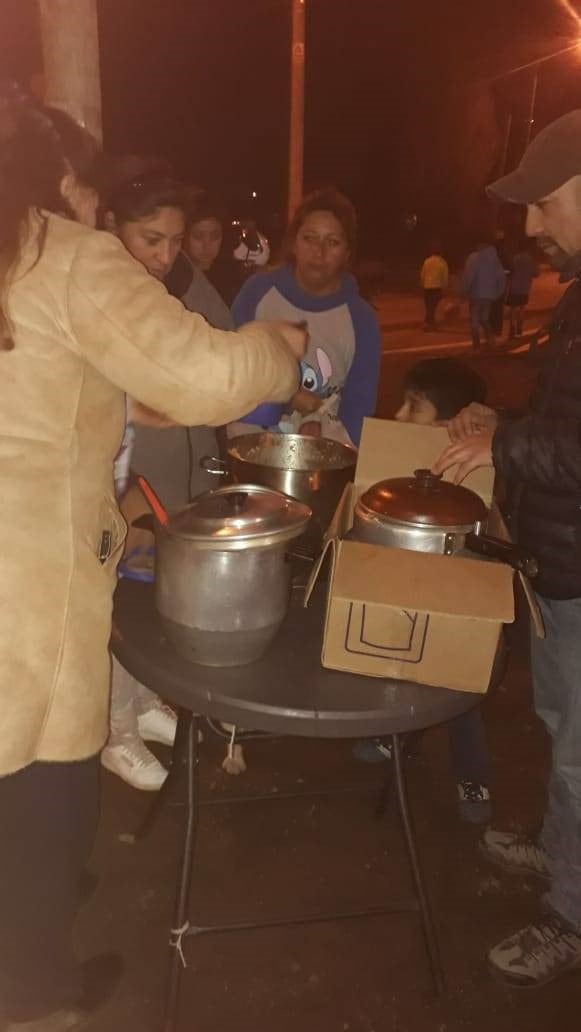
2, 0, 581, 254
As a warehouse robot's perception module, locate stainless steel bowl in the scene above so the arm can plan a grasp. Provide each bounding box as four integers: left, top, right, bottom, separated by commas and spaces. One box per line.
202, 433, 356, 555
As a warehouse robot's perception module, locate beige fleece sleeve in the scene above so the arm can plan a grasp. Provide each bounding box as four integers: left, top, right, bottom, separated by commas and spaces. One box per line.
65, 231, 298, 426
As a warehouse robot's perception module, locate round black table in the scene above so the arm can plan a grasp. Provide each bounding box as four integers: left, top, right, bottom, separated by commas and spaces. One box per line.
113, 578, 483, 1032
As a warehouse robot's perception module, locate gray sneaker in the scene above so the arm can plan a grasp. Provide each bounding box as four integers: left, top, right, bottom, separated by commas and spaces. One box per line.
480, 829, 551, 880
488, 915, 581, 988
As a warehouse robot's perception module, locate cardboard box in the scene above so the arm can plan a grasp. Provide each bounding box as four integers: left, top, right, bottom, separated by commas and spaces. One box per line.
306, 418, 526, 694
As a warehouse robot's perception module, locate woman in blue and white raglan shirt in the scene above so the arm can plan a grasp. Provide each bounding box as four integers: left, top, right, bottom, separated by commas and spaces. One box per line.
228, 189, 381, 447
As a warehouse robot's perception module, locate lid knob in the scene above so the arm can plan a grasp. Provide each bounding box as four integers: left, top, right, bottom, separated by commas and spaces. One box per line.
227, 491, 249, 514
413, 468, 442, 490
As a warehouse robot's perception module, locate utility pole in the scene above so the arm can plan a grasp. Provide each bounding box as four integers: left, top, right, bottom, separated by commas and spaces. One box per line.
288, 0, 306, 221
524, 65, 539, 152
500, 111, 513, 175
38, 0, 103, 143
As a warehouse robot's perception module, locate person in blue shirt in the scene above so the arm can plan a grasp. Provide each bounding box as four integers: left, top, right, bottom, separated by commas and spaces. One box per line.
229, 188, 381, 447
462, 240, 507, 350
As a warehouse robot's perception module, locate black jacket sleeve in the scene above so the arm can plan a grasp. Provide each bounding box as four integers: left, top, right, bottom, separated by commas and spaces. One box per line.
492, 415, 581, 493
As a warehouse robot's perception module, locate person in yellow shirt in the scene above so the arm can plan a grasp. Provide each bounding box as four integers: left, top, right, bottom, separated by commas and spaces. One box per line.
420, 241, 449, 330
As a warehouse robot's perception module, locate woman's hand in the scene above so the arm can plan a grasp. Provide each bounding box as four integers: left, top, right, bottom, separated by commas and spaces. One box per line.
292, 387, 322, 415
269, 321, 309, 362
446, 402, 499, 442
431, 430, 494, 485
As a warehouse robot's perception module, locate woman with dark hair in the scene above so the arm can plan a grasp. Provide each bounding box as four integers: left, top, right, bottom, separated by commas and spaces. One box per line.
103, 172, 233, 792
108, 175, 233, 333
180, 188, 243, 305
0, 85, 303, 1031
229, 188, 381, 445
105, 172, 232, 508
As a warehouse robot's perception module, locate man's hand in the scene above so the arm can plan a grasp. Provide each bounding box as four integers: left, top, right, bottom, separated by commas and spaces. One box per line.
446, 402, 499, 442
300, 420, 323, 438
431, 430, 494, 484
269, 320, 309, 362
292, 387, 322, 415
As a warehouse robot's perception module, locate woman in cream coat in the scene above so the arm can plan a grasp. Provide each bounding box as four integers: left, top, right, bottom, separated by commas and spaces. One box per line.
0, 92, 303, 1030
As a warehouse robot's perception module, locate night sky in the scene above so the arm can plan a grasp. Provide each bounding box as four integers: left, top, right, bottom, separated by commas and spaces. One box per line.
2, 0, 581, 250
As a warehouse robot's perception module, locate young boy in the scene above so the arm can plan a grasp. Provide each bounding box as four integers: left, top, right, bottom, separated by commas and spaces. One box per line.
356, 357, 492, 825
395, 356, 487, 424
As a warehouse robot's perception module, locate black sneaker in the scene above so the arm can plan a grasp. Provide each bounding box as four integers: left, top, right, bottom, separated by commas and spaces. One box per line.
352, 738, 393, 764
457, 780, 491, 825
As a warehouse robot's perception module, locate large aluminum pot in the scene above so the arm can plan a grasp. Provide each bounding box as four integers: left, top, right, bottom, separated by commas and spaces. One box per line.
352, 468, 538, 577
155, 484, 311, 667
202, 433, 356, 554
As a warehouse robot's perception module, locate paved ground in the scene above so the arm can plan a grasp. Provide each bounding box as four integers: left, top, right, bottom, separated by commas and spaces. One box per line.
373, 267, 562, 421
81, 274, 581, 1031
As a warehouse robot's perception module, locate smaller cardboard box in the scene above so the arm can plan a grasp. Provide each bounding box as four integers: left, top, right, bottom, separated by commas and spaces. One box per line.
306, 418, 521, 694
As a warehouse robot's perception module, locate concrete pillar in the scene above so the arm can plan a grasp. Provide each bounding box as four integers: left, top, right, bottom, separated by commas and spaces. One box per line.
38, 0, 102, 142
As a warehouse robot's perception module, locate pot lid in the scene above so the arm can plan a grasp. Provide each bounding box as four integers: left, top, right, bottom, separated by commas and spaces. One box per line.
358, 469, 487, 527
165, 484, 311, 548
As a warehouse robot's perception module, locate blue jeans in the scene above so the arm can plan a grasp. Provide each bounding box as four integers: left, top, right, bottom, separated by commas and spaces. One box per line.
469, 299, 493, 348
532, 596, 581, 931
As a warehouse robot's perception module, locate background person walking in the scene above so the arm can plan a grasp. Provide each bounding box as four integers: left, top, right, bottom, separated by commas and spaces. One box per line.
507, 241, 539, 340
462, 239, 507, 350
420, 241, 449, 330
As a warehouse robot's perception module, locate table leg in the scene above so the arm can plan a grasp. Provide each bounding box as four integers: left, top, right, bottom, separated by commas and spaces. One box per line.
163, 713, 200, 1032
375, 732, 422, 820
134, 707, 190, 841
391, 733, 445, 996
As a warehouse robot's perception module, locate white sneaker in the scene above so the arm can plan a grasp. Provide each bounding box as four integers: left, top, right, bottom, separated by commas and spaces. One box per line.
137, 702, 177, 747
101, 737, 167, 791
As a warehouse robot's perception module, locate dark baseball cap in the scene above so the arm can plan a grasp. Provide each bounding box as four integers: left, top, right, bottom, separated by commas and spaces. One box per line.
488, 110, 581, 204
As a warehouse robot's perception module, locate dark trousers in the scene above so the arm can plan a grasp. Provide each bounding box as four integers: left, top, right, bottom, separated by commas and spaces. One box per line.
447, 706, 490, 785
423, 288, 443, 326
0, 757, 100, 1021
469, 300, 494, 348
490, 295, 505, 336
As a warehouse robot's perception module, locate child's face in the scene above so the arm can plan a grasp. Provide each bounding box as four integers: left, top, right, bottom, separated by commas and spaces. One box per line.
395, 390, 439, 426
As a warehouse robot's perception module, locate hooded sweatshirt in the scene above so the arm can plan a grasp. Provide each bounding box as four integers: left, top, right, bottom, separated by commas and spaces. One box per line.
231, 265, 381, 446
462, 245, 507, 302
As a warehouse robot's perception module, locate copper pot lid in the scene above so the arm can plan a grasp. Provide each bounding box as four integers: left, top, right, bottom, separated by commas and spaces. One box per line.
358, 469, 487, 528
166, 483, 311, 548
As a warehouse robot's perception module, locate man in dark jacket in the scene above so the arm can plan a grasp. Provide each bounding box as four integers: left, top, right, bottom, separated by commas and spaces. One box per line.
433, 110, 581, 988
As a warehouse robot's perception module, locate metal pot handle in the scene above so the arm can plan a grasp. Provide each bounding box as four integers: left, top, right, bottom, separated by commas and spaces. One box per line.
200, 455, 228, 476
465, 531, 539, 579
